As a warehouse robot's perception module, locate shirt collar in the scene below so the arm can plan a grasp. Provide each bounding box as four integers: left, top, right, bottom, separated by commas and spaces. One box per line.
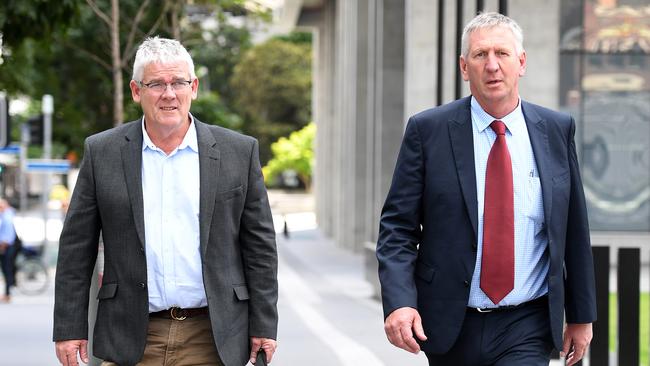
141, 114, 199, 153
470, 96, 524, 136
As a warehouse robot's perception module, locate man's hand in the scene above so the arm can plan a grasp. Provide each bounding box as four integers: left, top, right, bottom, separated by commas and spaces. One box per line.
384, 307, 428, 354
561, 323, 592, 366
55, 340, 89, 366
249, 337, 277, 364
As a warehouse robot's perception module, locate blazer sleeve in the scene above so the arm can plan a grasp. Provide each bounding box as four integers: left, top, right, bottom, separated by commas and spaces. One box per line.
239, 139, 279, 339
376, 117, 424, 318
562, 117, 597, 324
53, 138, 101, 341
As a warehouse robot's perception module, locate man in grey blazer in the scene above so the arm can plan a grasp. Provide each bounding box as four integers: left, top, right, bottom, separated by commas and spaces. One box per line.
54, 37, 278, 366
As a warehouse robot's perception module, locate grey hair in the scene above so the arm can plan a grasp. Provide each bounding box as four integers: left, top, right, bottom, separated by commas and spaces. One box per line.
461, 12, 524, 58
132, 36, 196, 81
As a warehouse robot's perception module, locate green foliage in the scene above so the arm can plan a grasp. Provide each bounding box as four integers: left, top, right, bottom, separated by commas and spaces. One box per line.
263, 122, 315, 190
0, 0, 264, 158
0, 0, 80, 47
272, 31, 312, 45
231, 36, 312, 163
190, 91, 242, 131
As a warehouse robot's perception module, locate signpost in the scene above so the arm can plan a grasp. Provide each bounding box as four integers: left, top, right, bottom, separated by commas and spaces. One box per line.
26, 159, 71, 174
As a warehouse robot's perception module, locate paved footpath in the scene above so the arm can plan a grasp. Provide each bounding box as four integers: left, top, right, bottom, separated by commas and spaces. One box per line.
0, 198, 569, 365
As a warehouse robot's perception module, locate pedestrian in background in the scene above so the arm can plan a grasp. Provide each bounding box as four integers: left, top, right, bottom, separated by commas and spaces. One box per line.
53, 37, 278, 366
377, 12, 596, 366
0, 198, 17, 303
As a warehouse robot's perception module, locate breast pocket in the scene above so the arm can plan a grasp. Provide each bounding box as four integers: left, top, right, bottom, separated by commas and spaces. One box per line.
525, 177, 545, 227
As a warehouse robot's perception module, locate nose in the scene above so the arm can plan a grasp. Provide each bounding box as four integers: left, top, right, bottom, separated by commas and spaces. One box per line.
485, 53, 500, 72
161, 83, 177, 97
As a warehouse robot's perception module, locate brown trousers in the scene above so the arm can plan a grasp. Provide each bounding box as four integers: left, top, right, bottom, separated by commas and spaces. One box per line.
101, 314, 223, 366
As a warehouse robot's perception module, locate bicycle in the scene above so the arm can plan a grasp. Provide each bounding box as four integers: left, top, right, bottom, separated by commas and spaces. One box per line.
14, 244, 49, 295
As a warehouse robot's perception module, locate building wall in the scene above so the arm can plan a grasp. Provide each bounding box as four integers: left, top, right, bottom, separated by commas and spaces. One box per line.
298, 0, 650, 292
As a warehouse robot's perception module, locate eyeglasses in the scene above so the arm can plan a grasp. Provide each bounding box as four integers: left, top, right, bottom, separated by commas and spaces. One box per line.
138, 79, 192, 93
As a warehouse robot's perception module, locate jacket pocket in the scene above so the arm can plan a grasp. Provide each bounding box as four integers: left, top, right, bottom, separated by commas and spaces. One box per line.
552, 171, 570, 185
233, 285, 250, 301
216, 185, 243, 202
415, 262, 436, 283
97, 283, 118, 300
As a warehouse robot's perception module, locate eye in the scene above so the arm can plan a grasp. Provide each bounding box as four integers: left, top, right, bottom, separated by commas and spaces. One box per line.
148, 82, 163, 90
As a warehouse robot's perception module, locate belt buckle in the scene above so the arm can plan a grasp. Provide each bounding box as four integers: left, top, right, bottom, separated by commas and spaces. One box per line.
170, 307, 187, 321
476, 307, 494, 313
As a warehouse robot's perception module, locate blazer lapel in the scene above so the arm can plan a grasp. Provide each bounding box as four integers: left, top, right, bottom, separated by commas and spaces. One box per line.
195, 120, 221, 256
120, 121, 146, 247
522, 101, 553, 227
449, 98, 478, 238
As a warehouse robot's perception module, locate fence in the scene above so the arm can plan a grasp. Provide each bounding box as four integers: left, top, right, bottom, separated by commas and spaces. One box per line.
590, 246, 647, 366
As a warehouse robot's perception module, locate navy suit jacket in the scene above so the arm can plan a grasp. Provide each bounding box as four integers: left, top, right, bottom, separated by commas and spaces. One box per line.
377, 96, 596, 353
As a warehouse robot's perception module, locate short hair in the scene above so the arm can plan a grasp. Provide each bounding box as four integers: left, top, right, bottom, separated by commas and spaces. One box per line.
461, 12, 524, 58
132, 36, 196, 81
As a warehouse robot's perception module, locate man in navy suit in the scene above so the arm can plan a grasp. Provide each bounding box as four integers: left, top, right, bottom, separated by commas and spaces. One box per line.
377, 12, 596, 366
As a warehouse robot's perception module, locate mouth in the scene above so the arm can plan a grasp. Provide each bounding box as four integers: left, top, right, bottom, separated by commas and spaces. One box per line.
159, 106, 178, 111
486, 79, 502, 86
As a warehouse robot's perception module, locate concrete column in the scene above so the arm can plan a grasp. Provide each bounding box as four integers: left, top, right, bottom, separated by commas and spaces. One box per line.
333, 0, 359, 250
442, 1, 459, 104
404, 0, 438, 118
365, 0, 406, 286
371, 0, 405, 226
510, 0, 561, 109
311, 1, 337, 237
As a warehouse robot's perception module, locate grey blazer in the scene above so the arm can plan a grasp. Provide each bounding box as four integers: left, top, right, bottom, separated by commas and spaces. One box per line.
53, 119, 278, 366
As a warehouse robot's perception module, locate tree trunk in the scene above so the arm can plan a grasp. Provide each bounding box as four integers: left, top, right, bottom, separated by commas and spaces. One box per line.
171, 0, 181, 41
111, 0, 123, 126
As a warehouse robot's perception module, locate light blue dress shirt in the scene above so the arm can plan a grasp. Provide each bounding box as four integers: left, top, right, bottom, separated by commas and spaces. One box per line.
467, 97, 549, 308
0, 207, 16, 245
141, 116, 206, 312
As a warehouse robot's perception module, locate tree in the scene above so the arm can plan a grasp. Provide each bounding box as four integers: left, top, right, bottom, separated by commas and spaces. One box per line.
262, 122, 315, 191
0, 0, 263, 156
230, 35, 312, 163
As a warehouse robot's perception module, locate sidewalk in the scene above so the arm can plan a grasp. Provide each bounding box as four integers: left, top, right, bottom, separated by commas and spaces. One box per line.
0, 194, 572, 365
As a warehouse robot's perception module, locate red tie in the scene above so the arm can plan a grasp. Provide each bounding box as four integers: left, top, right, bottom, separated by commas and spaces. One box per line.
480, 120, 514, 305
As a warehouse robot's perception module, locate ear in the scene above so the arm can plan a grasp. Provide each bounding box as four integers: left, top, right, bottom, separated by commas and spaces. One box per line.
518, 50, 527, 77
130, 80, 142, 103
191, 78, 199, 100
459, 56, 469, 81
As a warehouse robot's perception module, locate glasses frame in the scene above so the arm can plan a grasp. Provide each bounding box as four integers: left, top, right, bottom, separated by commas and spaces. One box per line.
137, 79, 193, 93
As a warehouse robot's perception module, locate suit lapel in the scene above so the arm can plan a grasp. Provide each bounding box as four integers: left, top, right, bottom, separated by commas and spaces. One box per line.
522, 101, 553, 227
449, 98, 478, 238
196, 120, 221, 256
120, 121, 146, 247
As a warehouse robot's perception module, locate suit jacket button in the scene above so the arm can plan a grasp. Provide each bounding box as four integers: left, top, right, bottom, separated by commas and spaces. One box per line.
140, 282, 146, 289
463, 280, 470, 287
472, 243, 477, 251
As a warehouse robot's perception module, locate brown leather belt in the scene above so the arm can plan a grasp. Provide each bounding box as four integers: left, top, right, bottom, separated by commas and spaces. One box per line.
149, 306, 209, 320
467, 295, 547, 313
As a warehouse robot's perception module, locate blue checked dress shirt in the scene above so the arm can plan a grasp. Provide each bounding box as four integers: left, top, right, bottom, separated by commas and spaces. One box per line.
467, 96, 549, 308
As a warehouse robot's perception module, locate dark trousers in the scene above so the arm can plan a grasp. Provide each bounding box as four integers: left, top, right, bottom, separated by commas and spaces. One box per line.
0, 245, 17, 296
426, 299, 554, 366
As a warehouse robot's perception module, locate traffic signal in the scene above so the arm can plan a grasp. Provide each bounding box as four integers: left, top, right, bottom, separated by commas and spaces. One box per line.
0, 95, 9, 147
27, 114, 44, 145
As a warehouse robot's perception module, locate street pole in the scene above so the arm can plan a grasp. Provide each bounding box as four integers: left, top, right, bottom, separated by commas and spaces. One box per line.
41, 95, 53, 247
19, 124, 28, 212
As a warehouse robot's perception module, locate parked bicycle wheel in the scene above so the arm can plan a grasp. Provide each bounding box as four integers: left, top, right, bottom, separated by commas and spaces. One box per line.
15, 258, 49, 295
